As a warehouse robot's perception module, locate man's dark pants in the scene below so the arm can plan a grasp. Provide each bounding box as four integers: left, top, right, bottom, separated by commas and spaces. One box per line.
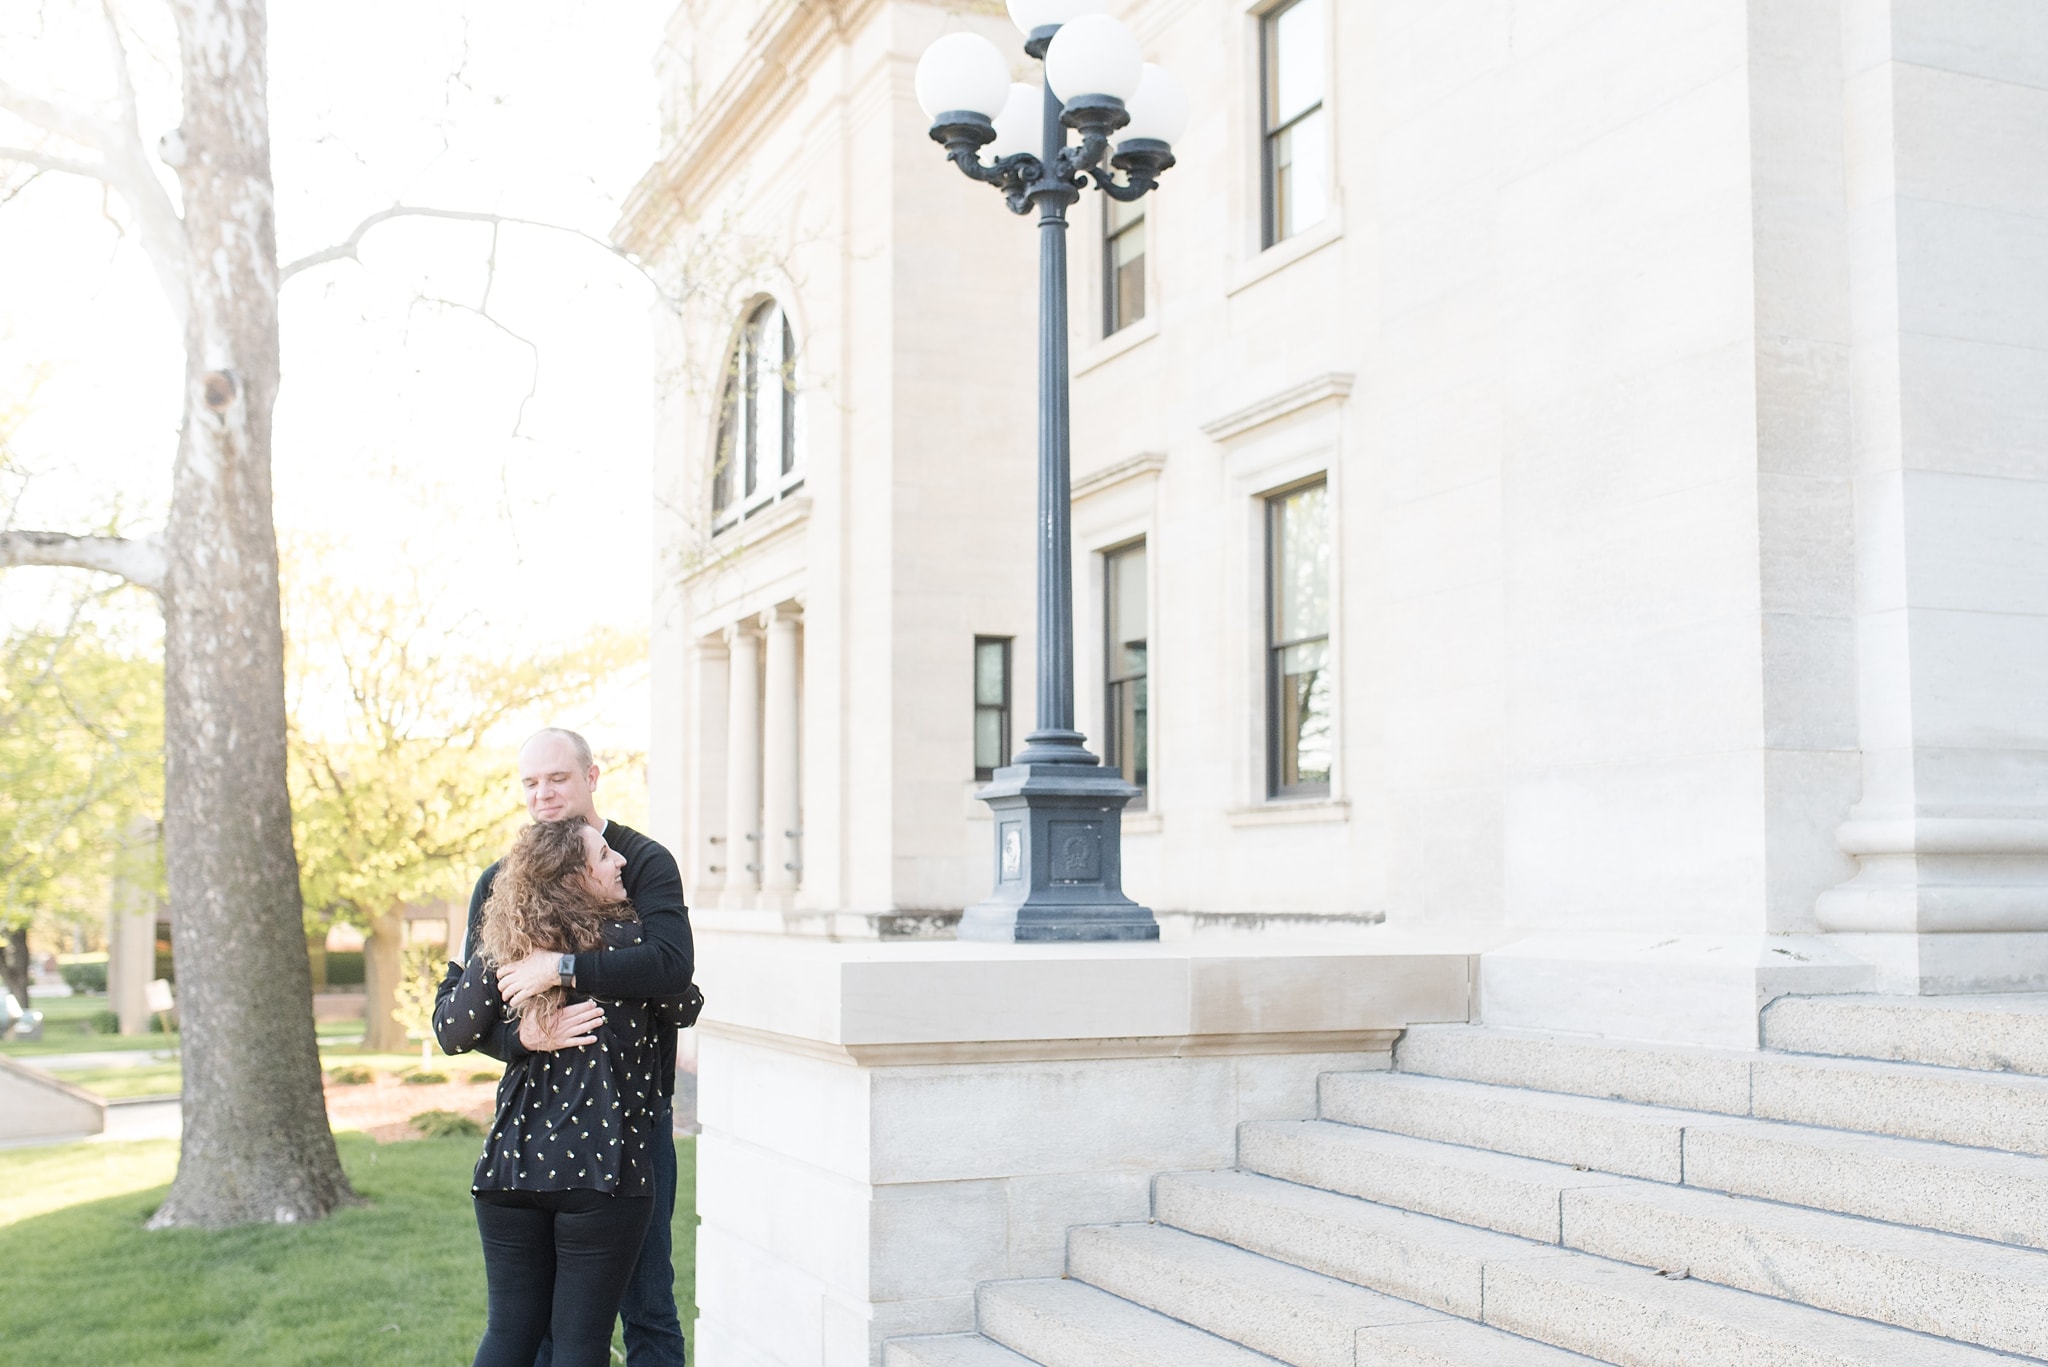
535, 1105, 687, 1367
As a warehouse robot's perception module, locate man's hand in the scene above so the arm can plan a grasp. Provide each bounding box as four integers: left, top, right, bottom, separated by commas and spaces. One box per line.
499, 950, 564, 1008
518, 999, 604, 1052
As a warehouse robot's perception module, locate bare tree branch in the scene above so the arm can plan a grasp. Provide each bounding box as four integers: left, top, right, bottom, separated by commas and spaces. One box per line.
0, 529, 165, 594
279, 204, 678, 309
0, 144, 106, 180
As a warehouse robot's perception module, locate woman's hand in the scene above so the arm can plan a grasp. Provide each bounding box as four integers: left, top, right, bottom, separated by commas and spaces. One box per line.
497, 949, 565, 1008
519, 999, 604, 1052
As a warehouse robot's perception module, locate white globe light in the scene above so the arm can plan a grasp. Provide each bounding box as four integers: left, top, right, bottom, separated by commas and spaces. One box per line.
915, 32, 1012, 120
989, 83, 1045, 159
1006, 0, 1110, 35
1122, 63, 1189, 144
1044, 14, 1144, 102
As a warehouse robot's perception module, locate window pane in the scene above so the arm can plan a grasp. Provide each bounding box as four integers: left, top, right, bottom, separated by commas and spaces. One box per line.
1279, 645, 1332, 788
712, 371, 737, 515
780, 314, 799, 476
1108, 543, 1147, 676
754, 309, 783, 491
1268, 0, 1324, 128
1272, 108, 1327, 241
1272, 482, 1330, 643
974, 708, 1004, 771
975, 639, 1007, 707
1105, 199, 1146, 334
741, 314, 760, 497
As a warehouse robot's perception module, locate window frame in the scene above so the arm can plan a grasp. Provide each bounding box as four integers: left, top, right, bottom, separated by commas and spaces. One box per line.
1102, 194, 1147, 337
1264, 476, 1333, 799
973, 635, 1014, 782
1102, 537, 1149, 808
1259, 0, 1328, 251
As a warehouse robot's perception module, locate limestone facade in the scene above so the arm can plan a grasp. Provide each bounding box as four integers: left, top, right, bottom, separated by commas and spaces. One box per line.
618, 0, 2048, 992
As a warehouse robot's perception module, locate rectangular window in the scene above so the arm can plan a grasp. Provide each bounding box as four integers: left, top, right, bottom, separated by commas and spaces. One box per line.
1103, 540, 1149, 807
1261, 0, 1328, 248
1266, 479, 1332, 797
1103, 196, 1146, 336
974, 636, 1012, 782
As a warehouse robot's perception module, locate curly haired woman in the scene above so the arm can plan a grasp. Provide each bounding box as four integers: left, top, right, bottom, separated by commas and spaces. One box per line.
435, 818, 678, 1367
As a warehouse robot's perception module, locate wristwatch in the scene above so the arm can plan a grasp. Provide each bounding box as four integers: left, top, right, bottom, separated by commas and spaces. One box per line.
555, 953, 576, 989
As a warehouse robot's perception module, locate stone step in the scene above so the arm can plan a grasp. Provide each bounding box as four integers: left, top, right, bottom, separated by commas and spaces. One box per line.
1238, 1119, 1628, 1243
1683, 1109, 2048, 1249
1318, 1072, 1693, 1180
1354, 1320, 1610, 1366
1763, 992, 2048, 1075
1753, 1051, 2048, 1155
886, 1334, 1042, 1367
1242, 1116, 2048, 1355
1065, 1223, 1444, 1367
1561, 1179, 2048, 1358
1395, 1023, 1754, 1114
1154, 1170, 2016, 1367
1391, 1022, 2048, 1156
975, 1278, 1285, 1367
1307, 1068, 2048, 1247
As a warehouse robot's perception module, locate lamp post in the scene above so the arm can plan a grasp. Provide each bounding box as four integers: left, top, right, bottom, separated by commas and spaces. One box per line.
916, 4, 1189, 941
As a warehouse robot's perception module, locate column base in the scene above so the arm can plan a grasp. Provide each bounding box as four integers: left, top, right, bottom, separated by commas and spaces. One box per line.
1477, 932, 1875, 1048
1820, 931, 2048, 995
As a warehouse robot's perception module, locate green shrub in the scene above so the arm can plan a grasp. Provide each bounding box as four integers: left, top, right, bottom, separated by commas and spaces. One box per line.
468, 1071, 499, 1085
58, 961, 107, 994
85, 1010, 121, 1035
145, 1012, 171, 1034
323, 951, 365, 987
326, 1065, 374, 1086
153, 951, 175, 983
402, 1071, 447, 1086
411, 1109, 482, 1139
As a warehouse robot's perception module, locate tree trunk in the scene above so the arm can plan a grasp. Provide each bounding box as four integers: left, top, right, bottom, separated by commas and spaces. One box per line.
360, 908, 406, 1054
147, 0, 355, 1228
1, 929, 30, 1012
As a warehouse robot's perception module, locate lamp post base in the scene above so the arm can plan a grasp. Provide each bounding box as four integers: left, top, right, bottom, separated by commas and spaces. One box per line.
959, 758, 1158, 942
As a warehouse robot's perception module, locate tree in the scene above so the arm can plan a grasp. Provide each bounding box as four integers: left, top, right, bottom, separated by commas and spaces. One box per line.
0, 3, 664, 1226
393, 943, 445, 1069
0, 594, 164, 1010
286, 550, 641, 1052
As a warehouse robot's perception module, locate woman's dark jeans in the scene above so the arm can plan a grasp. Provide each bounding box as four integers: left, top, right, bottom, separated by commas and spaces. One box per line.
472, 1187, 654, 1367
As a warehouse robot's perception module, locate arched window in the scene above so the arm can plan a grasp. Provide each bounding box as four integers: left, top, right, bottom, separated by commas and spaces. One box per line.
712, 298, 800, 527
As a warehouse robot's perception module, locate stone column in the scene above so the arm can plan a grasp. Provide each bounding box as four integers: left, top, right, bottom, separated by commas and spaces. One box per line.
760, 606, 803, 907
107, 816, 158, 1036
721, 620, 763, 909
1813, 1, 2048, 993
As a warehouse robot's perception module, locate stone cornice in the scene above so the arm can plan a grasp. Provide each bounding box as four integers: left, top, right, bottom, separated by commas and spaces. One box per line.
1200, 371, 1356, 443
1071, 451, 1167, 502
615, 0, 881, 257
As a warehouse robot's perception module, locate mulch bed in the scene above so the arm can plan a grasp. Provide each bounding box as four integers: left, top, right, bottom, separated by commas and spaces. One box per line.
323, 1074, 498, 1144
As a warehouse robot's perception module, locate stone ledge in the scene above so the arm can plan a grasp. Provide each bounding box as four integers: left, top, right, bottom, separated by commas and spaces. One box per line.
696, 931, 1475, 1049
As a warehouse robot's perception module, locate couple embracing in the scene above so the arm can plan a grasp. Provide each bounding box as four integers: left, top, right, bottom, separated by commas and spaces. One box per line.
434, 727, 697, 1367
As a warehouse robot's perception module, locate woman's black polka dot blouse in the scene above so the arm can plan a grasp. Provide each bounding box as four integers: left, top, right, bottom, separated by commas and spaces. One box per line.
434, 918, 661, 1198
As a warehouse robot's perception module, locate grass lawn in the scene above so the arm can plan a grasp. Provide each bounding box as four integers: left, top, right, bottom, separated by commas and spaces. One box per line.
0, 1132, 698, 1365
12, 999, 505, 1097
0, 993, 176, 1057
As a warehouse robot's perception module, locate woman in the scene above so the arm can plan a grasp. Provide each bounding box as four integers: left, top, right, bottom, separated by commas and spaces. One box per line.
435, 819, 663, 1367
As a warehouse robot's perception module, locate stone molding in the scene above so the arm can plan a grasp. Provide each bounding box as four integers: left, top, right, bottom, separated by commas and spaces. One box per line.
1071, 451, 1166, 503
699, 1018, 1405, 1067
1200, 371, 1356, 443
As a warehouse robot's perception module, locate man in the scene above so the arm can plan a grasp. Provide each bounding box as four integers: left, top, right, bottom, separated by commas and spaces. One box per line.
445, 727, 694, 1367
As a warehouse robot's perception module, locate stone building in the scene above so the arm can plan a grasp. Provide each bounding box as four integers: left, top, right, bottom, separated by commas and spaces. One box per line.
618, 1, 2048, 1364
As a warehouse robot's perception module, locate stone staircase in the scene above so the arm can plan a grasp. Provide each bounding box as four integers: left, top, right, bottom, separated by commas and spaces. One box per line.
885, 993, 2048, 1367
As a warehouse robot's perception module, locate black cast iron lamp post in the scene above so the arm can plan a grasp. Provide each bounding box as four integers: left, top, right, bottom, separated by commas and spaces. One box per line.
915, 9, 1188, 942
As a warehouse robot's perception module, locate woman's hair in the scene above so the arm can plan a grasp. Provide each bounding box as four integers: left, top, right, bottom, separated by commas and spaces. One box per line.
478, 819, 633, 1028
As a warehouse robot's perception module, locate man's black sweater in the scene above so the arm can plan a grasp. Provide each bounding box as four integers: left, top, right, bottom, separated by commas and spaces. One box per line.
439, 819, 694, 1099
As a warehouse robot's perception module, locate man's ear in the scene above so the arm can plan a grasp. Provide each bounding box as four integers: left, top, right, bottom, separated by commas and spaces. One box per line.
587, 765, 601, 791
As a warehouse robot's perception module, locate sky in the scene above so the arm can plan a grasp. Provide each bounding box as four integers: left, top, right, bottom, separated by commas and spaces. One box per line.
0, 0, 675, 770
